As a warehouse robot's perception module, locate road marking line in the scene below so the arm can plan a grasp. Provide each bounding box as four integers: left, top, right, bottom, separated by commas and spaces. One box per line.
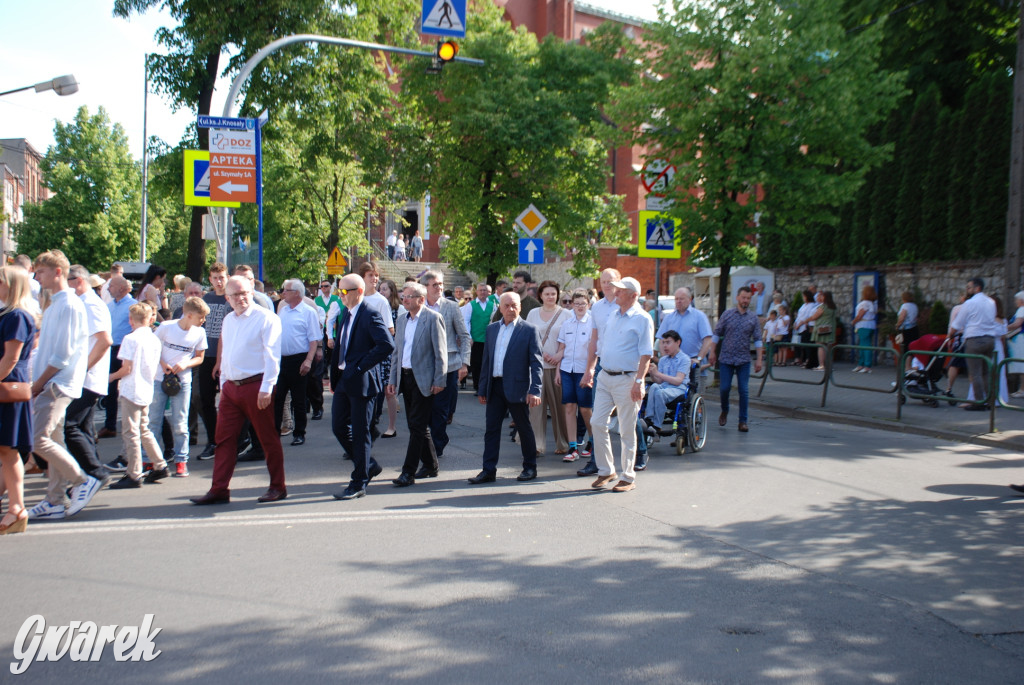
26, 507, 538, 536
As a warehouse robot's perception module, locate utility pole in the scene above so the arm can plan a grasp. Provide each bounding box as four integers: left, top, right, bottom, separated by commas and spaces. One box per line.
1003, 1, 1024, 309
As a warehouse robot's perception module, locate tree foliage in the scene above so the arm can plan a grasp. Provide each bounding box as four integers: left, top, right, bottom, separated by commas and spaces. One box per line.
15, 106, 151, 271
613, 0, 904, 313
395, 2, 633, 283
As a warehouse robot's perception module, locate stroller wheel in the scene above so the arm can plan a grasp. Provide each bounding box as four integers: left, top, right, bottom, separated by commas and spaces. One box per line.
927, 399, 939, 408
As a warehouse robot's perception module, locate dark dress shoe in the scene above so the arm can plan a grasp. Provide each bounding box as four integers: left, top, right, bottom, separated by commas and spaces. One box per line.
516, 468, 537, 482
392, 472, 415, 487
109, 475, 141, 489
738, 422, 749, 432
368, 461, 383, 480
143, 467, 169, 483
237, 449, 265, 462
311, 410, 323, 420
414, 466, 438, 479
190, 491, 230, 505
1009, 484, 1024, 495
468, 471, 496, 484
97, 428, 117, 439
197, 444, 217, 461
719, 412, 727, 426
257, 488, 287, 503
380, 430, 397, 439
577, 462, 599, 477
290, 436, 306, 446
334, 484, 365, 500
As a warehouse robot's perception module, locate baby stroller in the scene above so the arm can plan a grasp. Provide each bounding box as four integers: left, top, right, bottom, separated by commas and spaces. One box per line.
900, 335, 956, 408
642, 361, 707, 454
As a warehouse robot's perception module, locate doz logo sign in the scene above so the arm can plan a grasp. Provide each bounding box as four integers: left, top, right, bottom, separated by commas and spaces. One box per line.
211, 132, 254, 152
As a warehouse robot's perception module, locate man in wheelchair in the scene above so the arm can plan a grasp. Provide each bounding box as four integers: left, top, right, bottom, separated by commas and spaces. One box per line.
643, 330, 691, 433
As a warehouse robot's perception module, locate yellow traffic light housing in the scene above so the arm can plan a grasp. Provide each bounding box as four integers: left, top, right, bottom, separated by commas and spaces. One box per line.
437, 40, 458, 62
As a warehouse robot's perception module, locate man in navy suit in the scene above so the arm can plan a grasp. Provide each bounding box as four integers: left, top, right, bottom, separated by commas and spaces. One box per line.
329, 273, 395, 500
470, 292, 544, 484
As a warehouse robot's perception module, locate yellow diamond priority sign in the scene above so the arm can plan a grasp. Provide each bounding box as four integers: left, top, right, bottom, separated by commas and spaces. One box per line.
515, 204, 548, 237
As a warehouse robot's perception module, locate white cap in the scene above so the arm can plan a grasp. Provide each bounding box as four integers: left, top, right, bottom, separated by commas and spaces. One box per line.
609, 277, 641, 294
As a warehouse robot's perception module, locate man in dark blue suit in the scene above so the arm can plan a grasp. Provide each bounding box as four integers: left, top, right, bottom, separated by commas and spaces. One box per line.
329, 273, 395, 500
470, 292, 544, 484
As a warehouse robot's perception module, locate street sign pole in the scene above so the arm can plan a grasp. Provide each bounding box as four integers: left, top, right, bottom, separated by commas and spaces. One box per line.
256, 111, 267, 281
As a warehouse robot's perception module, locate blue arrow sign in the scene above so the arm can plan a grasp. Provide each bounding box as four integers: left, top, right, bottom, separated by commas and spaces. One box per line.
519, 238, 543, 265
422, 0, 466, 38
197, 115, 253, 130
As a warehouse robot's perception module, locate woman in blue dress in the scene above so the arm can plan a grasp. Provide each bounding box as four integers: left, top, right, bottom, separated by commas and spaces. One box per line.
0, 266, 39, 535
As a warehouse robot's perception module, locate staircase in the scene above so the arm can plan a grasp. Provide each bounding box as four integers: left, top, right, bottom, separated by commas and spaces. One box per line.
376, 259, 474, 290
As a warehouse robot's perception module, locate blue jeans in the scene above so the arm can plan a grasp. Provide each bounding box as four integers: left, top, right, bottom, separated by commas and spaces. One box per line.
149, 380, 192, 463
856, 328, 874, 367
719, 362, 751, 423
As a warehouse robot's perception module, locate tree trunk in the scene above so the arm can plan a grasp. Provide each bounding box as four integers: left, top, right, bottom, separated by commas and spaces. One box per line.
185, 50, 221, 281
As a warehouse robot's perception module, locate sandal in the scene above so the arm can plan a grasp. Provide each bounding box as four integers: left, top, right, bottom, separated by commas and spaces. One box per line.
0, 507, 28, 535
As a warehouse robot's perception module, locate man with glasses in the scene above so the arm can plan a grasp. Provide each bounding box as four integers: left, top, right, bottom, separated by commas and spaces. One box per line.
421, 270, 471, 459
190, 276, 285, 504
330, 274, 394, 500
97, 275, 136, 441
275, 280, 321, 446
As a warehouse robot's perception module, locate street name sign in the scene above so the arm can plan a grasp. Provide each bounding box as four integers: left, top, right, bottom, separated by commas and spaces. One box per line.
197, 115, 252, 131
638, 210, 682, 259
421, 0, 466, 38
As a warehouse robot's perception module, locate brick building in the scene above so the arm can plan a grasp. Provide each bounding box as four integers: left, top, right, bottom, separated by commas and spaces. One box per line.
0, 138, 47, 259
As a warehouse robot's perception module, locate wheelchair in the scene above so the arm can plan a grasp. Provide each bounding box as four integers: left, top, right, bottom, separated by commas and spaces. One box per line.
645, 361, 707, 455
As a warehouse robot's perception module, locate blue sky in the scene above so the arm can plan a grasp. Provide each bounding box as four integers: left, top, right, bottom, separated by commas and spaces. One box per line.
0, 0, 660, 158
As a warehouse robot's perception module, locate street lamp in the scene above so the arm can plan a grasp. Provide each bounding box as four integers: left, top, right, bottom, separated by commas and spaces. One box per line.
0, 74, 79, 98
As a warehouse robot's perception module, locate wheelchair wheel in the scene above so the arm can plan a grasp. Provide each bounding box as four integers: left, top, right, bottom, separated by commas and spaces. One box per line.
688, 395, 707, 452
675, 435, 686, 455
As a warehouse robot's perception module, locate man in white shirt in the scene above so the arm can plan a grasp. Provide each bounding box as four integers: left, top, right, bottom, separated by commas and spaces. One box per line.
27, 250, 102, 521
275, 279, 321, 446
63, 265, 113, 482
386, 230, 398, 260
949, 277, 999, 409
190, 276, 285, 505
576, 268, 621, 477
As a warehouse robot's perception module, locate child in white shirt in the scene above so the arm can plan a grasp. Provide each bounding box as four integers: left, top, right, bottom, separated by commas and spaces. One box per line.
108, 303, 166, 488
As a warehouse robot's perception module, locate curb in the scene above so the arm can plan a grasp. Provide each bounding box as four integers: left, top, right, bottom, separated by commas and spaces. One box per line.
748, 399, 1024, 452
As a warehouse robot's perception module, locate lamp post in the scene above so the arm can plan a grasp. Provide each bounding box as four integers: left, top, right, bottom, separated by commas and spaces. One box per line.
0, 74, 79, 98
0, 74, 79, 259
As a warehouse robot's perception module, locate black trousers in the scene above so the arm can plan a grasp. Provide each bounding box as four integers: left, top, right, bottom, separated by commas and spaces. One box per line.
197, 354, 219, 445
430, 369, 458, 456
103, 347, 122, 431
64, 389, 106, 479
470, 341, 485, 390
275, 353, 310, 437
481, 377, 536, 474
306, 351, 325, 412
400, 370, 438, 474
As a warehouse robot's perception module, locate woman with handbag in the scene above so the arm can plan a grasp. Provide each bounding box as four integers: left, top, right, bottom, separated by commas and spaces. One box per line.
808, 291, 838, 371
0, 266, 40, 535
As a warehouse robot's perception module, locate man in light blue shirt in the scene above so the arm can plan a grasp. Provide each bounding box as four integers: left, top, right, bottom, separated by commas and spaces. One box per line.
657, 287, 715, 392
100, 275, 137, 438
587, 277, 653, 492
644, 331, 692, 430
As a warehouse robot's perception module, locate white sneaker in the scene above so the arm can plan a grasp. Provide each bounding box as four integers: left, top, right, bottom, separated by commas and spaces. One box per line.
563, 450, 579, 462
28, 500, 65, 520
852, 366, 862, 373
1011, 390, 1024, 398
66, 476, 102, 518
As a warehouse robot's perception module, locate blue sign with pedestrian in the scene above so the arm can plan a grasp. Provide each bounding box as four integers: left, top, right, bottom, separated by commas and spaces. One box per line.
519, 238, 543, 265
421, 0, 466, 38
193, 158, 210, 197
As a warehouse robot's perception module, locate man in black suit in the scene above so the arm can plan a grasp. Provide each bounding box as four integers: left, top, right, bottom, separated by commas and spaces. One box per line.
329, 273, 395, 500
470, 292, 544, 484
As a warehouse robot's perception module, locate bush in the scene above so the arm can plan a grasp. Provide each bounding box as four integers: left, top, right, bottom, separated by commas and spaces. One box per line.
928, 300, 949, 336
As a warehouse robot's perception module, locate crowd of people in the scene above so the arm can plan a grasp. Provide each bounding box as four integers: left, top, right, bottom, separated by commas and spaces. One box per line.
5, 252, 1024, 534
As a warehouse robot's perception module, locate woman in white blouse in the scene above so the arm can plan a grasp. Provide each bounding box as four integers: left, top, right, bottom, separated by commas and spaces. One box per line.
526, 281, 573, 456
851, 284, 878, 373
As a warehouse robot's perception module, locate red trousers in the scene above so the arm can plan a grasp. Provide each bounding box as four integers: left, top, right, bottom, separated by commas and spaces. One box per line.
211, 380, 286, 494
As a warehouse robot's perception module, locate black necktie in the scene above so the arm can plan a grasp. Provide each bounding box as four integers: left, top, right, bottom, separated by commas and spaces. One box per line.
338, 309, 351, 368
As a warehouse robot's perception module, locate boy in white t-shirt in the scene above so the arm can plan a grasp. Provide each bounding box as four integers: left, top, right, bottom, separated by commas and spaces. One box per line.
149, 297, 210, 477
107, 303, 166, 488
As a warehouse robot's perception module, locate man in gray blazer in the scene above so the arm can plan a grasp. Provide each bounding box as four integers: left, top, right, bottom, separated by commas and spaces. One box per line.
387, 282, 447, 486
421, 270, 471, 458
470, 292, 543, 484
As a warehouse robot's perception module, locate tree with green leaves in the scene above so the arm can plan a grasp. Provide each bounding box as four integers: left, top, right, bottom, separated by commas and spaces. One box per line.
612, 0, 905, 314
14, 106, 152, 271
395, 3, 632, 283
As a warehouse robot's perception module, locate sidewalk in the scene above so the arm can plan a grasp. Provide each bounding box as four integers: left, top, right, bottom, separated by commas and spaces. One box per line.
738, 358, 1024, 452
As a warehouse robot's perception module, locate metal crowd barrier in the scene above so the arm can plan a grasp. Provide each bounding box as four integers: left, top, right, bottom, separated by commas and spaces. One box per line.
896, 349, 995, 432
996, 357, 1024, 414
757, 341, 829, 406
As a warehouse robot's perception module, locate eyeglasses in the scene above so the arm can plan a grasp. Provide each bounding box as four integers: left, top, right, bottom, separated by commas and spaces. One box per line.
320, 284, 331, 289
430, 282, 444, 287
339, 288, 354, 295
226, 291, 250, 298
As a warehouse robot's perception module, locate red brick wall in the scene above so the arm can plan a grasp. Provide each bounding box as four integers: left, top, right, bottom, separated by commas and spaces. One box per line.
593, 246, 681, 294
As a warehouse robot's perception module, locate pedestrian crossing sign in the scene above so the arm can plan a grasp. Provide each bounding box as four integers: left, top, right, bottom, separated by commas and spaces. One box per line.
421, 0, 466, 38
183, 150, 241, 208
638, 210, 682, 258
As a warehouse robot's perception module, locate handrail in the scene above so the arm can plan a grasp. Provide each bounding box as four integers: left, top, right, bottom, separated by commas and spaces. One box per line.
757, 341, 829, 407
897, 349, 996, 431
829, 344, 898, 394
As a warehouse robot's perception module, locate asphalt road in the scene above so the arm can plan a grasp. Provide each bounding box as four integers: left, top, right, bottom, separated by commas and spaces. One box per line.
2, 387, 1022, 684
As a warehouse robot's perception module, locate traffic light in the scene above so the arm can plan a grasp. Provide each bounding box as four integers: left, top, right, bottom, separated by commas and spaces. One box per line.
428, 40, 459, 74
